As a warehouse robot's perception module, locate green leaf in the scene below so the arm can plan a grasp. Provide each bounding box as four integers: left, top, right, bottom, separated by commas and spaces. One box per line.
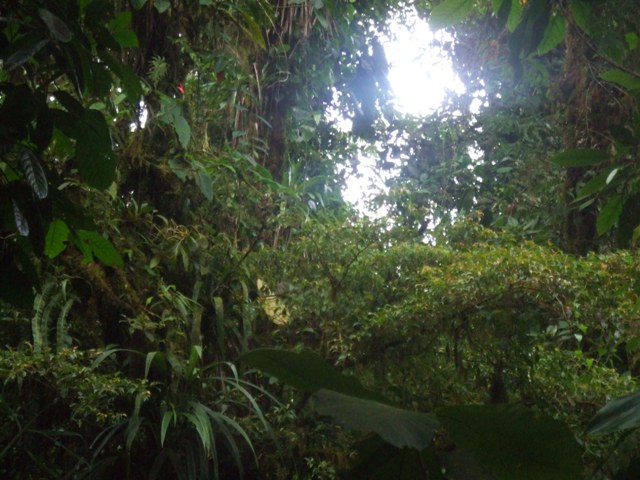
38, 8, 73, 42
213, 296, 225, 360
109, 11, 139, 48
537, 14, 565, 55
76, 230, 124, 267
311, 389, 438, 450
155, 0, 171, 12
587, 389, 640, 435
429, 0, 475, 30
506, 0, 523, 32
600, 69, 640, 91
437, 404, 582, 480
131, 0, 147, 9
241, 348, 386, 401
550, 148, 607, 167
576, 169, 611, 198
44, 219, 70, 259
174, 115, 191, 148
569, 0, 591, 33
596, 194, 625, 235
160, 410, 175, 446
100, 51, 143, 104
74, 110, 115, 189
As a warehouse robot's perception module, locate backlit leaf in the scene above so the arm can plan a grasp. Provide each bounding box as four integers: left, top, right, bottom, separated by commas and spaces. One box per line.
44, 219, 70, 259
537, 14, 566, 55
429, 0, 475, 30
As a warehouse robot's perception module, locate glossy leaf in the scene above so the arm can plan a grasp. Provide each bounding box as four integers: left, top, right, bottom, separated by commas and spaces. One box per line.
550, 148, 607, 167
311, 389, 438, 450
587, 389, 640, 435
19, 147, 48, 199
437, 404, 582, 480
12, 200, 29, 236
44, 219, 70, 259
429, 0, 475, 30
74, 109, 115, 189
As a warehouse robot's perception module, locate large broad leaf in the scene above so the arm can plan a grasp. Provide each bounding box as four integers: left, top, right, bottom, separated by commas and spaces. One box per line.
429, 0, 475, 30
241, 348, 386, 401
550, 148, 607, 167
349, 436, 441, 480
108, 11, 139, 48
537, 14, 566, 55
75, 229, 123, 267
587, 389, 640, 435
38, 8, 73, 42
506, 0, 523, 32
596, 194, 625, 235
600, 70, 640, 91
74, 110, 115, 189
437, 404, 582, 480
44, 219, 70, 259
311, 389, 438, 450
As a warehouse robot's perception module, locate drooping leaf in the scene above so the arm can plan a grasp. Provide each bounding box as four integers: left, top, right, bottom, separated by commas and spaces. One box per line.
5, 40, 49, 71
506, 0, 523, 32
44, 219, 70, 259
596, 194, 625, 235
587, 389, 640, 435
569, 0, 591, 33
550, 148, 607, 167
38, 8, 73, 42
74, 109, 115, 189
537, 14, 566, 55
241, 348, 386, 401
437, 404, 582, 480
311, 389, 438, 450
100, 51, 144, 104
76, 229, 124, 267
429, 0, 475, 30
600, 69, 640, 91
174, 115, 191, 148
19, 147, 48, 199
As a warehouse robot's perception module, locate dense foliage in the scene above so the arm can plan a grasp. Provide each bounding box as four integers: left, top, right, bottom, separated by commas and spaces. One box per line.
1, 0, 640, 478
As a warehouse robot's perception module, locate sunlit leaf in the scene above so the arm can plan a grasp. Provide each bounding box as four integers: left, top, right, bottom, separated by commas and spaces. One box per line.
437, 404, 582, 480
311, 389, 438, 450
429, 0, 475, 30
